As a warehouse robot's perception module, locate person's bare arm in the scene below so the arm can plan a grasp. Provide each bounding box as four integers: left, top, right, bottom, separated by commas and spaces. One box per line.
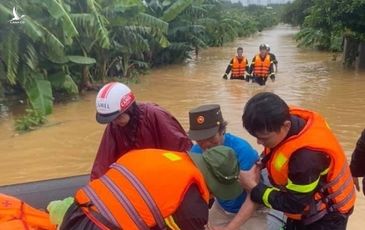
226, 194, 258, 230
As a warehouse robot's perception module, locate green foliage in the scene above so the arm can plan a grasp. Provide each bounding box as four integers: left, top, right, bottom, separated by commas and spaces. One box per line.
246, 5, 278, 32
161, 0, 193, 22
68, 56, 96, 65
15, 108, 47, 132
281, 0, 314, 26
1, 0, 279, 131
284, 0, 365, 55
48, 72, 79, 95
19, 74, 53, 115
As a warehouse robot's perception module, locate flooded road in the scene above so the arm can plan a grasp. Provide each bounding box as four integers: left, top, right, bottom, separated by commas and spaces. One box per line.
0, 24, 365, 228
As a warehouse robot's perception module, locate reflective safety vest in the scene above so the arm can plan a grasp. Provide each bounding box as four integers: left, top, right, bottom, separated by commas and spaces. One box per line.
253, 54, 271, 78
75, 149, 210, 230
264, 107, 355, 224
231, 56, 247, 78
0, 193, 56, 230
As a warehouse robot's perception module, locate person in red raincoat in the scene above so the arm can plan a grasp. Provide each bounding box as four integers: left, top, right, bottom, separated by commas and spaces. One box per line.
91, 82, 192, 180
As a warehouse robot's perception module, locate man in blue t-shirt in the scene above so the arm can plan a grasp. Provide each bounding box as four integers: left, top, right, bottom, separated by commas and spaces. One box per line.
188, 104, 260, 230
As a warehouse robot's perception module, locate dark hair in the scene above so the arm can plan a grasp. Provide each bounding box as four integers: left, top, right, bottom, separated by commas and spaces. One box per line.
123, 102, 140, 147
242, 92, 290, 136
237, 47, 243, 52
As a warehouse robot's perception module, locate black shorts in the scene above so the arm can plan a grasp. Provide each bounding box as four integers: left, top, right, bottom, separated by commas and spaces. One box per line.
253, 77, 268, 86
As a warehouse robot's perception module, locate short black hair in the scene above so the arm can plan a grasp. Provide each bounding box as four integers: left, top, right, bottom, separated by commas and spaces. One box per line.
242, 92, 290, 136
237, 47, 243, 52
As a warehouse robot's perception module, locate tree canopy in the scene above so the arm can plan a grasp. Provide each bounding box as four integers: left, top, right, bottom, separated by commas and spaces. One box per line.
0, 0, 279, 129
282, 0, 365, 51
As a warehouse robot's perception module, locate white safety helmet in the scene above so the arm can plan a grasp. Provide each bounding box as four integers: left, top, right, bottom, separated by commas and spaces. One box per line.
266, 44, 271, 51
95, 82, 136, 124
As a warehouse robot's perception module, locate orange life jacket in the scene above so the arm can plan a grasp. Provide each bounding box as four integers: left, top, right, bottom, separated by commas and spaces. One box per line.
264, 107, 355, 224
75, 149, 210, 230
231, 56, 247, 78
253, 54, 271, 78
0, 193, 56, 230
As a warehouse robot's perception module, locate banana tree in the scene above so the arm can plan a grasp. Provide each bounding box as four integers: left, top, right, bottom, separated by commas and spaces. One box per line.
0, 0, 79, 115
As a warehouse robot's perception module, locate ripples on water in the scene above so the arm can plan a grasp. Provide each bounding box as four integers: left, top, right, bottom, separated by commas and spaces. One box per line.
1, 24, 365, 184
1, 24, 365, 229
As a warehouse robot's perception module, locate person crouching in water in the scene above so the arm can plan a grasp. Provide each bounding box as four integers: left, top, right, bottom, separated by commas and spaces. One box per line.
222, 47, 250, 81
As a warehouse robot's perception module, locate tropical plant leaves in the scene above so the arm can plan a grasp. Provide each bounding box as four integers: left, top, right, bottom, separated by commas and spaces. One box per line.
161, 0, 193, 22
23, 76, 53, 115
67, 55, 96, 65
37, 0, 79, 38
0, 3, 12, 23
48, 71, 79, 95
2, 31, 19, 85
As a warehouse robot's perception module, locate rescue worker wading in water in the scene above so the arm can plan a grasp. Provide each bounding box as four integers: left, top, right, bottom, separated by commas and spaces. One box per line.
240, 92, 355, 230
249, 44, 275, 86
222, 47, 249, 81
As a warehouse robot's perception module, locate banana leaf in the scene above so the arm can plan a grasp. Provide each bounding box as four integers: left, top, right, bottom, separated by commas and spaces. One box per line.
48, 72, 79, 95
21, 73, 53, 115
68, 55, 96, 65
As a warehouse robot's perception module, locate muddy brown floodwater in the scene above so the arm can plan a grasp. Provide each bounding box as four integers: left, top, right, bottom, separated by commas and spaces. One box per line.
0, 25, 364, 229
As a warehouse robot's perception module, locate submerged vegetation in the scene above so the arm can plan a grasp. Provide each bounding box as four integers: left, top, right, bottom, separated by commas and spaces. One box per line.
0, 0, 279, 130
15, 108, 46, 132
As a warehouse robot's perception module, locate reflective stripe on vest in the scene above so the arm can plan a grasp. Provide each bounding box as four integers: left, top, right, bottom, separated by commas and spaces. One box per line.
83, 185, 120, 228
231, 56, 246, 77
262, 187, 279, 209
75, 149, 210, 230
111, 163, 166, 229
298, 164, 354, 225
164, 215, 181, 230
265, 107, 355, 224
253, 54, 271, 77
